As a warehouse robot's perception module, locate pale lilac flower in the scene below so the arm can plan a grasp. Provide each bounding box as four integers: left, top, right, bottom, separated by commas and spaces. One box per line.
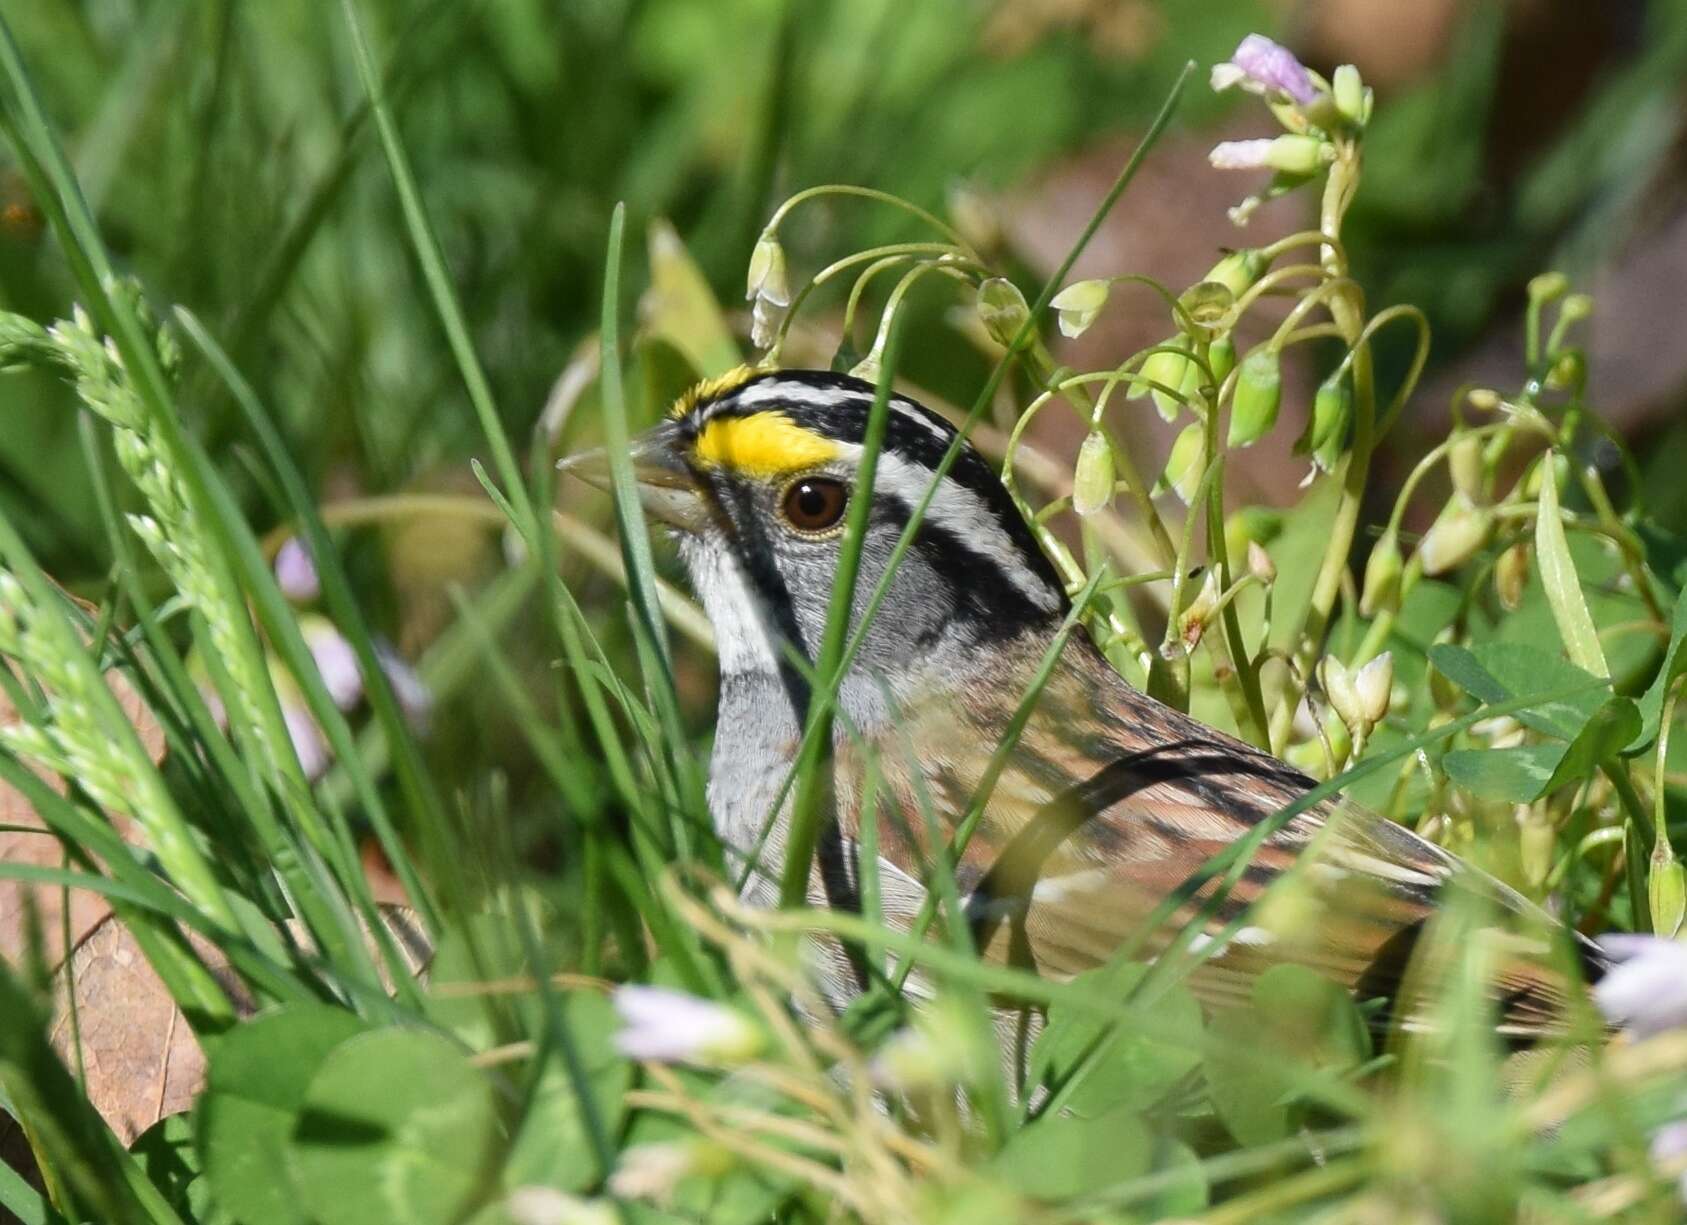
612, 985, 762, 1065
281, 695, 330, 780
274, 537, 320, 603
1211, 34, 1317, 105
1208, 139, 1275, 171
1596, 937, 1687, 1204
1651, 1118, 1687, 1204
374, 640, 433, 733
300, 615, 362, 711
1595, 935, 1687, 1040
1209, 134, 1330, 176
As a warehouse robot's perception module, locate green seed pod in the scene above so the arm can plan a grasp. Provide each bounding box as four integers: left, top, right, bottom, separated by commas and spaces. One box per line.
1138, 334, 1192, 421
975, 277, 1031, 349
1205, 249, 1266, 300
1332, 64, 1365, 125
1072, 429, 1115, 518
1208, 333, 1237, 386
1301, 370, 1353, 471
1359, 531, 1403, 616
1228, 346, 1282, 448
1159, 422, 1206, 505
1494, 542, 1529, 611
1651, 846, 1686, 939
1447, 433, 1485, 505
1417, 503, 1492, 576
1264, 134, 1333, 176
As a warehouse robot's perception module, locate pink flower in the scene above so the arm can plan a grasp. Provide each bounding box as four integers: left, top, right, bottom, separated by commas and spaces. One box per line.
1211, 34, 1317, 105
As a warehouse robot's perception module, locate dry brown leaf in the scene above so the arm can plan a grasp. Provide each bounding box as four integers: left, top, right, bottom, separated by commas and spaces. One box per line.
45, 918, 215, 1143
0, 639, 164, 973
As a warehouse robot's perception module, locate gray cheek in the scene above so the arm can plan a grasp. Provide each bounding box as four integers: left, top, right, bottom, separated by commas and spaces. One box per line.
768, 528, 950, 672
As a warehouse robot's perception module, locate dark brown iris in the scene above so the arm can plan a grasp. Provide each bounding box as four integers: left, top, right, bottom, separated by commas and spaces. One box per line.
780, 476, 848, 532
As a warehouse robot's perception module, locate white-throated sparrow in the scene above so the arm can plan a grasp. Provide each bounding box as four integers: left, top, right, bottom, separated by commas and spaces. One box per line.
565, 367, 1600, 1035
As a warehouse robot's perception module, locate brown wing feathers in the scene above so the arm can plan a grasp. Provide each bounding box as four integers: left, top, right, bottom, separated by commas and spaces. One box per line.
839, 634, 1599, 1037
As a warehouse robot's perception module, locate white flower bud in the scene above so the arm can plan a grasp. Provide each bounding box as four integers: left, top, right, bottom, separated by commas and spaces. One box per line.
1319, 656, 1362, 736
976, 277, 1031, 348
612, 986, 763, 1066
608, 1140, 731, 1204
1050, 278, 1110, 339
1352, 651, 1393, 727
745, 232, 790, 307
1447, 433, 1485, 505
1417, 504, 1491, 576
749, 294, 782, 351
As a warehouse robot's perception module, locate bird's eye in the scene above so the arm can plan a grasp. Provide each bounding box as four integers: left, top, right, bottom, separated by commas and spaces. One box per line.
780, 476, 848, 533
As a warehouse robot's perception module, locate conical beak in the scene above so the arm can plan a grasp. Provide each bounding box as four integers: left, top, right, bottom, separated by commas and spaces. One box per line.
556, 419, 710, 533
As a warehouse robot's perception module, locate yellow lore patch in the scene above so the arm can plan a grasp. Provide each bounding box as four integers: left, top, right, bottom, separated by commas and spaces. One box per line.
692, 412, 840, 478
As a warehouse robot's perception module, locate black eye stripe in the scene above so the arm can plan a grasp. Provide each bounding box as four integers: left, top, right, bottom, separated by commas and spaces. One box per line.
874, 493, 1058, 641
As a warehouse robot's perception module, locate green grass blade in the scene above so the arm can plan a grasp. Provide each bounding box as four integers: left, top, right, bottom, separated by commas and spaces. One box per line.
175, 305, 446, 935
778, 314, 903, 907
336, 0, 533, 528
598, 203, 711, 862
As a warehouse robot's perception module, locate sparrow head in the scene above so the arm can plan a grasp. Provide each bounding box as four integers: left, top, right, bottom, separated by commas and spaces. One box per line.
562, 368, 1066, 681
